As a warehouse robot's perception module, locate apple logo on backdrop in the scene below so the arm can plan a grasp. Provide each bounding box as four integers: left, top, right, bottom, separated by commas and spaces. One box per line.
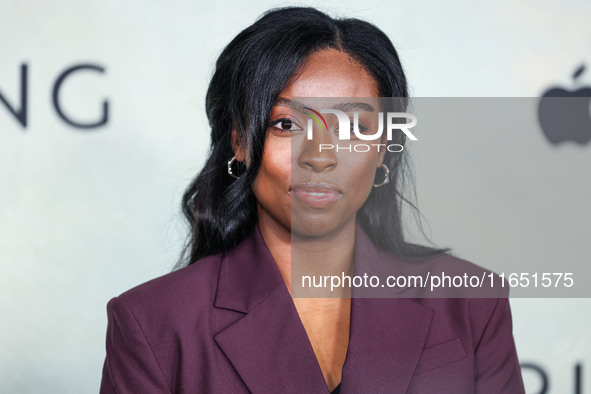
538, 63, 591, 145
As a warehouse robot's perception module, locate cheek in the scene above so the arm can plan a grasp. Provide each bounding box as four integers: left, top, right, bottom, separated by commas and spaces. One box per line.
340, 151, 381, 202
262, 142, 291, 179
252, 137, 292, 202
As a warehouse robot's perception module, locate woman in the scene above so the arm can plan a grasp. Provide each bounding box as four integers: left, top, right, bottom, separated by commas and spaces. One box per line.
100, 7, 525, 393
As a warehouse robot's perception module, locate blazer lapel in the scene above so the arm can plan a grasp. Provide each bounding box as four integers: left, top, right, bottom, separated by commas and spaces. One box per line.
213, 226, 329, 393
341, 297, 433, 393
339, 226, 434, 393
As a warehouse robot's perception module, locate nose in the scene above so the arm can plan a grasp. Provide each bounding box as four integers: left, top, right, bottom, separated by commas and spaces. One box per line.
296, 121, 338, 173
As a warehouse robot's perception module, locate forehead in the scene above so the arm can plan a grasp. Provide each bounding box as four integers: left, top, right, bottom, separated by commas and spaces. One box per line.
279, 49, 379, 99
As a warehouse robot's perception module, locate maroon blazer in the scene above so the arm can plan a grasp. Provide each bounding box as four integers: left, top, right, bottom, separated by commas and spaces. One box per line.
100, 226, 525, 393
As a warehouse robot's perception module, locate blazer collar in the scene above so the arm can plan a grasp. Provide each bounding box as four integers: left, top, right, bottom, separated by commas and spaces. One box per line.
213, 224, 434, 393
214, 225, 285, 313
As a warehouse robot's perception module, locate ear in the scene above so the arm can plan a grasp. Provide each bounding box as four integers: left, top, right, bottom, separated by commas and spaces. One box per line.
231, 129, 248, 164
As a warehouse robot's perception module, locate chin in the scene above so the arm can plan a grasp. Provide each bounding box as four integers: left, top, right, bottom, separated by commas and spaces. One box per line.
290, 213, 351, 241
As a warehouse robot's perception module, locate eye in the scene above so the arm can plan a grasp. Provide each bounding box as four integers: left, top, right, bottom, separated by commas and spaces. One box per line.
268, 118, 302, 132
354, 123, 369, 133
334, 120, 368, 138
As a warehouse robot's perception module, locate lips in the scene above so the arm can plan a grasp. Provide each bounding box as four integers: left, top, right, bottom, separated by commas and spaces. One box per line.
290, 182, 342, 209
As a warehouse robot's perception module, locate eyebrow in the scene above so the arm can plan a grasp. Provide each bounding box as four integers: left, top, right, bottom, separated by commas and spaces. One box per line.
275, 97, 305, 112
333, 102, 375, 112
274, 97, 376, 112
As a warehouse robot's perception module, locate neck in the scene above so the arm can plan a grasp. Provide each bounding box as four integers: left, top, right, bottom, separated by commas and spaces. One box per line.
257, 212, 356, 298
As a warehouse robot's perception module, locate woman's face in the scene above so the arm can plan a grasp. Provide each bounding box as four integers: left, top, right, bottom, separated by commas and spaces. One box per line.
251, 49, 384, 239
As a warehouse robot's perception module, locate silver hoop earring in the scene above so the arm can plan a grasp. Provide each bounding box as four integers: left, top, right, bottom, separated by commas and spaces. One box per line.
227, 156, 240, 179
373, 164, 390, 188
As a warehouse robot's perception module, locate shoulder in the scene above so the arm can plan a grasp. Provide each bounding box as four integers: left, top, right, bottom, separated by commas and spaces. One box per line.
101, 254, 234, 393
399, 253, 515, 348
374, 250, 514, 331
108, 253, 223, 326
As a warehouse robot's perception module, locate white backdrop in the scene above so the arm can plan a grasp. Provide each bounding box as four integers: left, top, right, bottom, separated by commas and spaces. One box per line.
1, 0, 590, 392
